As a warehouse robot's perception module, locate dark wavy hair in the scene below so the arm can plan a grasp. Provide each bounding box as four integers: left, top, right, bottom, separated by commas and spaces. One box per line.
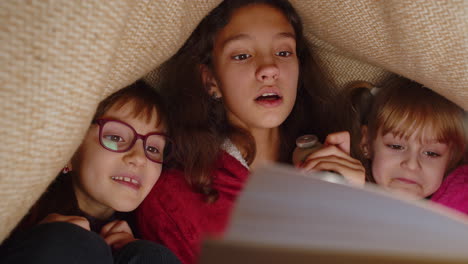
158, 0, 341, 202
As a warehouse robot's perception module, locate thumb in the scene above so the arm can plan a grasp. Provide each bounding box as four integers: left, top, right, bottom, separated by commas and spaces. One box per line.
324, 131, 350, 154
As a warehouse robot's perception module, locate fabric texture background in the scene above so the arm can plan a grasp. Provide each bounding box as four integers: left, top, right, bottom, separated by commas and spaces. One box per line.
0, 0, 466, 241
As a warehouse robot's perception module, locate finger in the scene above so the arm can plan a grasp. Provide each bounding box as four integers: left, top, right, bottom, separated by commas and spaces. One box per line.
100, 220, 120, 237
301, 155, 362, 172
109, 221, 132, 234
300, 154, 365, 186
300, 143, 361, 168
101, 220, 133, 237
302, 145, 357, 167
69, 218, 91, 231
103, 232, 136, 250
311, 161, 365, 186
324, 131, 351, 154
40, 213, 63, 224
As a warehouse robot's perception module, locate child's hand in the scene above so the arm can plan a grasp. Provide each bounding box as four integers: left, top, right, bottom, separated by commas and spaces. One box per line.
40, 213, 90, 230
299, 131, 365, 186
100, 220, 137, 250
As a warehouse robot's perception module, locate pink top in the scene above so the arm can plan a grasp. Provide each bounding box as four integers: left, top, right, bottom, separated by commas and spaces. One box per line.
431, 165, 468, 214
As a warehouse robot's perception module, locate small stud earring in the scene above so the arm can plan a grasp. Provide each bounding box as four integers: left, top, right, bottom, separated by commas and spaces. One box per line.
62, 166, 70, 174
211, 92, 221, 101
363, 150, 369, 158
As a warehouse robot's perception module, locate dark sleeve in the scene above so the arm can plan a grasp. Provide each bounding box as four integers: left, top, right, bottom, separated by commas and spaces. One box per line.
6, 173, 79, 242
121, 211, 141, 238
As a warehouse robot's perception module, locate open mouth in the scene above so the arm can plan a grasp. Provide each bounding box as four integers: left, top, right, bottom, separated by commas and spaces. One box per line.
255, 92, 282, 101
111, 176, 141, 190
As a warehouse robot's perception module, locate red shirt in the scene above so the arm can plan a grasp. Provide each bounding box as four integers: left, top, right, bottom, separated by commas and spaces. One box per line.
136, 151, 249, 264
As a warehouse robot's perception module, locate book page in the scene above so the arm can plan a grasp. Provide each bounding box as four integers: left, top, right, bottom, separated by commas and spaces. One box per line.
221, 164, 468, 260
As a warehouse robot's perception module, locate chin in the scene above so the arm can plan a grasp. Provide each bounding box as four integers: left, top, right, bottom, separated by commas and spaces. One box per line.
391, 188, 423, 200
112, 202, 140, 213
260, 116, 289, 128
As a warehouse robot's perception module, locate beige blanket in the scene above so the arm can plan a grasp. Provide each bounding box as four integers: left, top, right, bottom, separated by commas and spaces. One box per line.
0, 0, 466, 241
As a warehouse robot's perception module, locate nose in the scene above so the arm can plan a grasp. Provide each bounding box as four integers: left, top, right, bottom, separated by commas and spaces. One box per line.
401, 151, 421, 171
255, 57, 279, 83
123, 139, 147, 167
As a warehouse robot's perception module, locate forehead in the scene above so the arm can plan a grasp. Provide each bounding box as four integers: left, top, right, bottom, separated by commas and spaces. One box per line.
380, 125, 444, 144
102, 100, 164, 132
215, 4, 295, 47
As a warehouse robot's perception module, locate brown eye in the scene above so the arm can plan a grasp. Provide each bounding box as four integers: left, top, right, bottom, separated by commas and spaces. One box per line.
232, 54, 251, 60
387, 144, 404, 150
276, 51, 292, 57
104, 135, 124, 143
424, 151, 441, 158
146, 145, 160, 154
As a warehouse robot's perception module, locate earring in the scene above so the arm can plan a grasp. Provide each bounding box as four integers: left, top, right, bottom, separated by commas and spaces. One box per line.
363, 149, 369, 158
211, 92, 221, 101
62, 166, 70, 174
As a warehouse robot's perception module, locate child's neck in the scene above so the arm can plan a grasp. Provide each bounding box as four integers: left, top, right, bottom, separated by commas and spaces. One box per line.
73, 184, 115, 220
249, 128, 280, 170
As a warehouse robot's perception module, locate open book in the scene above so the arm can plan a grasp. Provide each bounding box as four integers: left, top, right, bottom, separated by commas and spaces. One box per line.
200, 164, 468, 264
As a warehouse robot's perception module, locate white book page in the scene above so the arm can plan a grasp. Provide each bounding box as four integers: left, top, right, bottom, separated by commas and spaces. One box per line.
224, 164, 468, 260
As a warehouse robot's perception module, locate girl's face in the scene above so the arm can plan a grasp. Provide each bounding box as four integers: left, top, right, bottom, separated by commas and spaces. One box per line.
71, 101, 165, 219
208, 4, 299, 132
370, 127, 451, 199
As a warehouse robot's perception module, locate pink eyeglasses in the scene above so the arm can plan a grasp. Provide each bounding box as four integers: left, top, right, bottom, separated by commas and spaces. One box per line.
94, 118, 172, 164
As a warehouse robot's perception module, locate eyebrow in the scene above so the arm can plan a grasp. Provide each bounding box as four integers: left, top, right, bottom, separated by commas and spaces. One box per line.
221, 31, 296, 48
100, 114, 164, 132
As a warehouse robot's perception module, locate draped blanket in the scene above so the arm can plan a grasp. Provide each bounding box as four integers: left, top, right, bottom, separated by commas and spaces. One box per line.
0, 0, 466, 241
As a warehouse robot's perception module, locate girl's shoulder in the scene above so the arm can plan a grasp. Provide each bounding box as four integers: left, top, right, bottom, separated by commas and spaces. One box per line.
141, 150, 250, 217
438, 165, 468, 191
431, 165, 468, 213
136, 151, 251, 256
153, 150, 250, 198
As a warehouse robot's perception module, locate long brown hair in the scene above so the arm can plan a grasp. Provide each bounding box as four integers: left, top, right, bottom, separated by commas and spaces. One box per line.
158, 0, 339, 201
13, 80, 167, 232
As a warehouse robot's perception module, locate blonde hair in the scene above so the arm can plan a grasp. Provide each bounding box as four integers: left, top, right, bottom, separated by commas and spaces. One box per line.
367, 78, 466, 174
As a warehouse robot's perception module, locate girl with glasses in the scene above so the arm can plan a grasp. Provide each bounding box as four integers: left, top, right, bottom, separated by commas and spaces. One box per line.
0, 81, 181, 264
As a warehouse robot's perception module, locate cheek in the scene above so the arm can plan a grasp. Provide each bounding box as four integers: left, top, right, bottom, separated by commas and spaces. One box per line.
430, 156, 450, 172
144, 165, 163, 191
278, 63, 298, 105
217, 70, 249, 99
423, 171, 445, 197
433, 173, 444, 188
72, 145, 113, 187
423, 160, 448, 185
370, 150, 390, 184
219, 63, 251, 83
371, 161, 385, 184
280, 61, 299, 85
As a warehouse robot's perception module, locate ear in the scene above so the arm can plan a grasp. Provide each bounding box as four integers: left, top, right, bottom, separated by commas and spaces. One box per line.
200, 64, 221, 99
360, 125, 370, 158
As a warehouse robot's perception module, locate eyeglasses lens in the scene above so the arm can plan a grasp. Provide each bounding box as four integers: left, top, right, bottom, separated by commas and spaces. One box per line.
145, 135, 166, 163
100, 120, 167, 163
101, 121, 134, 152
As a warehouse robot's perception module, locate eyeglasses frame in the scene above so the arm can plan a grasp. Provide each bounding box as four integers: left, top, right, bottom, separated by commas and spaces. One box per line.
93, 118, 172, 164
